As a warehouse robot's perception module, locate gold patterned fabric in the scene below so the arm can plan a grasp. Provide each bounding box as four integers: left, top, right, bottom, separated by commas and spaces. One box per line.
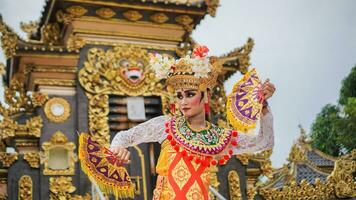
153, 140, 210, 200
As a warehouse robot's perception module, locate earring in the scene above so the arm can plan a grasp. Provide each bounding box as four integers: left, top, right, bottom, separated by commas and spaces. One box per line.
204, 90, 210, 115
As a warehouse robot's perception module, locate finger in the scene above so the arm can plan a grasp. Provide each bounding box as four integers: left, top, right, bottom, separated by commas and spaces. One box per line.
125, 160, 131, 164
117, 148, 124, 159
263, 78, 270, 85
124, 151, 130, 162
121, 150, 128, 161
111, 147, 119, 155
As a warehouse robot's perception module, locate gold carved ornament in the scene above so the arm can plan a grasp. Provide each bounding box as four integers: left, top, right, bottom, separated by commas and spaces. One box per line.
44, 97, 71, 123
19, 175, 32, 200
228, 170, 242, 200
204, 0, 220, 17
41, 23, 60, 45
175, 15, 194, 32
66, 6, 88, 18
0, 152, 18, 167
56, 6, 87, 25
24, 152, 40, 168
0, 15, 18, 58
0, 79, 46, 140
49, 176, 90, 200
150, 13, 169, 24
288, 143, 307, 163
329, 150, 356, 198
66, 36, 86, 52
95, 8, 116, 19
41, 131, 77, 175
20, 21, 39, 40
123, 10, 143, 21
78, 45, 166, 144
0, 63, 5, 76
260, 150, 356, 200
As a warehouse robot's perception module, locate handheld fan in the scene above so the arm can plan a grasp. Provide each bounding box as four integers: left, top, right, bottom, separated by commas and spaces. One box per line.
79, 133, 135, 199
226, 68, 264, 132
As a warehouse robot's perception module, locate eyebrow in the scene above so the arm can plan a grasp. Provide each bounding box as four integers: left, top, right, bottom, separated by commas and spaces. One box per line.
184, 90, 197, 93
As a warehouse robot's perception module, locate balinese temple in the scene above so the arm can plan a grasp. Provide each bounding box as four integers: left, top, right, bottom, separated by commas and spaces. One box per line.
0, 0, 354, 199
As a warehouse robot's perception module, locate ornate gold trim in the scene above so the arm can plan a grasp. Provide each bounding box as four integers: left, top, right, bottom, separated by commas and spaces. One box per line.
63, 0, 206, 15
33, 79, 76, 87
44, 97, 71, 123
24, 152, 40, 168
42, 131, 77, 175
95, 7, 116, 19
27, 65, 76, 73
228, 170, 242, 200
72, 28, 182, 42
0, 152, 18, 168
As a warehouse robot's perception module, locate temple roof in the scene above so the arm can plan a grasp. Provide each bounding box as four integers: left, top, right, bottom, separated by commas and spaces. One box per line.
260, 126, 338, 190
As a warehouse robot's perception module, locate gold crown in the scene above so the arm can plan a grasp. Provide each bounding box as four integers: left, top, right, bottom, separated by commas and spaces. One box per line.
150, 46, 221, 92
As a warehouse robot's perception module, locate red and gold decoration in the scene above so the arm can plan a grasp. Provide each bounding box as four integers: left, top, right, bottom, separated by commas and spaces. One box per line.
78, 133, 135, 199
161, 116, 238, 199
227, 68, 264, 132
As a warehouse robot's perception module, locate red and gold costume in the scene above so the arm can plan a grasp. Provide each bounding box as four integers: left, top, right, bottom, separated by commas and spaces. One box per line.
81, 46, 275, 199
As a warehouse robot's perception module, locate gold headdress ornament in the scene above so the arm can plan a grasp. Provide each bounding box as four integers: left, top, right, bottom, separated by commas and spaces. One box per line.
150, 45, 222, 93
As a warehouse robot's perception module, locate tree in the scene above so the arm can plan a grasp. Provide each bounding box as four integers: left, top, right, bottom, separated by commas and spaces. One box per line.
310, 104, 342, 156
339, 66, 356, 105
310, 66, 356, 156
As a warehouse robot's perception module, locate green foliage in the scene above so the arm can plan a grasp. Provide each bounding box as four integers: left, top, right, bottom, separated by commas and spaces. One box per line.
310, 104, 342, 156
337, 97, 356, 152
310, 66, 356, 156
339, 66, 356, 105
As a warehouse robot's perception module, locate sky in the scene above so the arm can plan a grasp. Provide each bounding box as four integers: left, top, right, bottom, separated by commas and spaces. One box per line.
1, 0, 356, 167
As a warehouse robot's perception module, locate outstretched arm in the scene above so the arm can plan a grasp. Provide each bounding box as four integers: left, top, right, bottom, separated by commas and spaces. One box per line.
233, 107, 274, 154
110, 115, 169, 148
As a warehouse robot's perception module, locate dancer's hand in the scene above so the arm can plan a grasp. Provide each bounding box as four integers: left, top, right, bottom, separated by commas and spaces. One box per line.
262, 79, 276, 100
110, 147, 131, 166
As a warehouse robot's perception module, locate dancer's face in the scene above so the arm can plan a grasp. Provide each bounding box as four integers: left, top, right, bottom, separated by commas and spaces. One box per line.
176, 89, 205, 118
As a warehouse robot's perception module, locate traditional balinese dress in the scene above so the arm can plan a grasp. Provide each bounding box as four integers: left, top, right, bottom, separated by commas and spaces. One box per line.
111, 109, 273, 200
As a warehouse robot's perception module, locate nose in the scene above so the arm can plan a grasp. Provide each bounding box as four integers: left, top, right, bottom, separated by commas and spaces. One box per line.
180, 97, 188, 106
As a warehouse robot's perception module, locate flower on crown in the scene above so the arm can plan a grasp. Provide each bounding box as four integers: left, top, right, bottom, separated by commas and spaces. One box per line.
149, 53, 175, 79
149, 45, 212, 79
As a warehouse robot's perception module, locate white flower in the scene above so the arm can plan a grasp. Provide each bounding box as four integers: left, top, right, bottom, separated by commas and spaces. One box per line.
149, 54, 175, 79
191, 57, 211, 78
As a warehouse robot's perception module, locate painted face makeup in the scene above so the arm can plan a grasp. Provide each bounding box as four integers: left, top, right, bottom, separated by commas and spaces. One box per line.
176, 89, 205, 118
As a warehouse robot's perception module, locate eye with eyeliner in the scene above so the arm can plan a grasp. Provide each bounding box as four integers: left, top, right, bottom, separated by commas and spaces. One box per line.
186, 91, 196, 98
176, 92, 183, 99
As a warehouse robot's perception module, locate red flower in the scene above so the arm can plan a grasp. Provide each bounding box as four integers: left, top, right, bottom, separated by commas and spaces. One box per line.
192, 45, 209, 58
